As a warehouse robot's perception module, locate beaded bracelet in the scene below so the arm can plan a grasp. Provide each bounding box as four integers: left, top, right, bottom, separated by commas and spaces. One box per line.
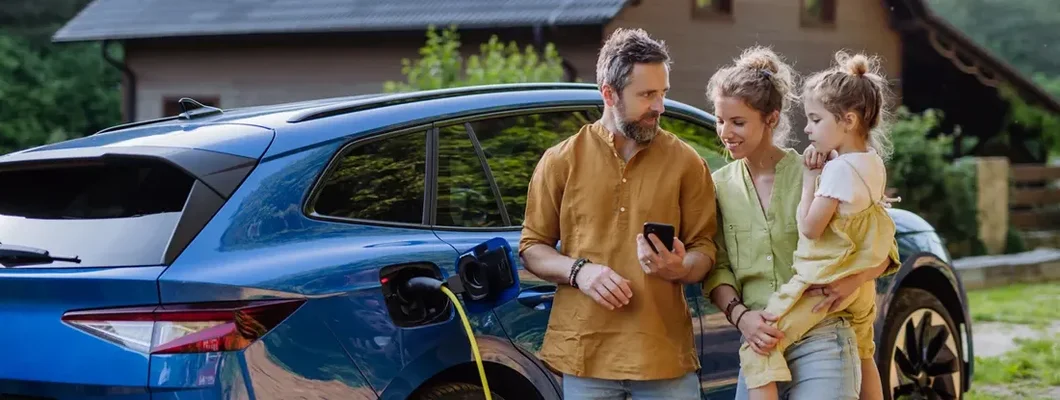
569, 258, 589, 288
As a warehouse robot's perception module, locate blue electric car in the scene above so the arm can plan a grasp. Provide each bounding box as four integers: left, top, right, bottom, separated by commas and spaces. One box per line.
0, 83, 972, 400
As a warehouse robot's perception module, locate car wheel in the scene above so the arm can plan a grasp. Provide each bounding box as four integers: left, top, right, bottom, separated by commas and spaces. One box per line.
416, 382, 506, 400
880, 287, 963, 400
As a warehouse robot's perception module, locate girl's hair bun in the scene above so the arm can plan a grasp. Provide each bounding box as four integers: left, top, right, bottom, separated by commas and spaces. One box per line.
839, 52, 872, 77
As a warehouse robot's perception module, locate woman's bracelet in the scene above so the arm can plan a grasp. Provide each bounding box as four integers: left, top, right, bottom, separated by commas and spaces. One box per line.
724, 297, 742, 324
734, 307, 750, 329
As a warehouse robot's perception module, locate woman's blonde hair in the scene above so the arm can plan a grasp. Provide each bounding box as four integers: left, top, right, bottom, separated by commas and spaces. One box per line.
803, 51, 894, 160
706, 46, 799, 146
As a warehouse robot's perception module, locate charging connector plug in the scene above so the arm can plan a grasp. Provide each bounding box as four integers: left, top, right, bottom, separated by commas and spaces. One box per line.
404, 276, 444, 294
398, 275, 492, 400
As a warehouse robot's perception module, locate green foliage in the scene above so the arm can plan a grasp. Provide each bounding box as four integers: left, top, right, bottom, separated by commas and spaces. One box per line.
928, 0, 1060, 79
658, 116, 729, 170
1004, 226, 1027, 255
1036, 73, 1060, 99
385, 25, 729, 174
0, 34, 121, 155
998, 84, 1060, 160
930, 0, 1060, 159
887, 108, 984, 257
384, 25, 566, 93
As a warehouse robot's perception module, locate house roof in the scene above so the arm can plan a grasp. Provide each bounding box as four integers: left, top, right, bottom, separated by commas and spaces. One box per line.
52, 0, 628, 42
889, 0, 1060, 114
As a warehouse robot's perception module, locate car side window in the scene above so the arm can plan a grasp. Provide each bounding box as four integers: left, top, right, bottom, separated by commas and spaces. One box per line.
435, 123, 506, 228
659, 114, 729, 170
468, 108, 602, 225
312, 130, 427, 224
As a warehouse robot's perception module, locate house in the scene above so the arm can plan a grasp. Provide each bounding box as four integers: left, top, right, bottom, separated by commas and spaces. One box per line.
53, 0, 1060, 162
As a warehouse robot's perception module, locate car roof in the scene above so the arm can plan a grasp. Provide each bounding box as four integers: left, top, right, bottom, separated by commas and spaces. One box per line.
238, 83, 717, 157
11, 83, 716, 160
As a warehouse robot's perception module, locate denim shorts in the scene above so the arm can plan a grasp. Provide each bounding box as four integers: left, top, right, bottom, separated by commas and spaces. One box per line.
734, 317, 862, 400
562, 371, 700, 400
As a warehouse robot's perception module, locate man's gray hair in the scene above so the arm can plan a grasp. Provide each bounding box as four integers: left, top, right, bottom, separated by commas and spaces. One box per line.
595, 28, 671, 94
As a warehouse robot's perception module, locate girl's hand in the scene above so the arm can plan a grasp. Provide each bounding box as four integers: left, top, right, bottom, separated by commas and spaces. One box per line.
737, 310, 785, 355
801, 145, 838, 171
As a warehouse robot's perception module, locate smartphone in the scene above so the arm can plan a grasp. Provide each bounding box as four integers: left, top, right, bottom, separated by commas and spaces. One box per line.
643, 222, 675, 253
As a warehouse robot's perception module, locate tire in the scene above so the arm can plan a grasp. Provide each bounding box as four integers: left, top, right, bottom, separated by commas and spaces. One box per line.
879, 287, 964, 400
416, 382, 506, 400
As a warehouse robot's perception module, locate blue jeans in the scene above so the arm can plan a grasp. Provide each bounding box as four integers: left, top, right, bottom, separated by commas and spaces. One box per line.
735, 317, 862, 400
562, 371, 700, 400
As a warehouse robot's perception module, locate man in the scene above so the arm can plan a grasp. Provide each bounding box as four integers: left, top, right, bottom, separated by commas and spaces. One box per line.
518, 28, 718, 399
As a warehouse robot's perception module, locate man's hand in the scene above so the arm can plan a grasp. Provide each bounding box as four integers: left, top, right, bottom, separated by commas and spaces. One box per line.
637, 233, 689, 281
575, 264, 633, 310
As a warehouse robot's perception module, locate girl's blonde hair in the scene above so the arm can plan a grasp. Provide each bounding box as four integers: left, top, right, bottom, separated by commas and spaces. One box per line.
706, 46, 799, 146
803, 51, 894, 160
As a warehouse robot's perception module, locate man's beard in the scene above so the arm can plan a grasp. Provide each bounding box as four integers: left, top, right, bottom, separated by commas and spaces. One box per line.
613, 100, 660, 144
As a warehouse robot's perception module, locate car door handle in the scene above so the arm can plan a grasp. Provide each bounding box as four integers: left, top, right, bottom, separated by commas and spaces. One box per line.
517, 285, 556, 309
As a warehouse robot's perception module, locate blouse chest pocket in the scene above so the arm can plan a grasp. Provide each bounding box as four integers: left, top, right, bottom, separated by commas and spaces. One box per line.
723, 221, 753, 270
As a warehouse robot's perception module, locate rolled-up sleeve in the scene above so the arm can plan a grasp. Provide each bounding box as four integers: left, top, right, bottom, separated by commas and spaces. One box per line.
519, 147, 566, 256
679, 158, 718, 262
702, 206, 738, 296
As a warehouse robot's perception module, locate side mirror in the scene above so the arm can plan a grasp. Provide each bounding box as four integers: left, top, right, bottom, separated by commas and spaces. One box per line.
447, 237, 521, 314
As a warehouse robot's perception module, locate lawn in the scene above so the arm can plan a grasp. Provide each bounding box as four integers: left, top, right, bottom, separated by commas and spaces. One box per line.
965, 282, 1060, 400
967, 282, 1060, 326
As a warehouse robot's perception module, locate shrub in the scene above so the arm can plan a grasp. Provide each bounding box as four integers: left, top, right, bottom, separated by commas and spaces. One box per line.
383, 25, 566, 93
887, 108, 985, 257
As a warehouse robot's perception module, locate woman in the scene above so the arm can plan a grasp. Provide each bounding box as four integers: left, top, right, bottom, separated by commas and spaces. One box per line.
702, 46, 896, 399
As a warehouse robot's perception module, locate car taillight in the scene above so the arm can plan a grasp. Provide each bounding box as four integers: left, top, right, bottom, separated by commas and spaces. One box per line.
61, 299, 304, 354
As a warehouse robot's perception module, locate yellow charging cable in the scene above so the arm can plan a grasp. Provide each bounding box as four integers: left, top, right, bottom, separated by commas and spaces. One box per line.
440, 286, 492, 400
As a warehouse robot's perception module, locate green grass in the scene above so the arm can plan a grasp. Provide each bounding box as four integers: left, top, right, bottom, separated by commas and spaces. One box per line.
973, 336, 1060, 386
964, 282, 1060, 399
966, 282, 1060, 326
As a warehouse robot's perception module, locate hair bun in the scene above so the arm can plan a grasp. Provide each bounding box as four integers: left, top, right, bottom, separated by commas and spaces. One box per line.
838, 52, 873, 77
735, 46, 781, 74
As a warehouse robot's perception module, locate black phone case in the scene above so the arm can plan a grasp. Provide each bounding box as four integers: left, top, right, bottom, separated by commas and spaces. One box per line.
643, 223, 675, 252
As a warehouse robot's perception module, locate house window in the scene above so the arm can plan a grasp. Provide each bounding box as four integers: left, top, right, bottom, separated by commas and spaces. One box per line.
692, 0, 732, 19
162, 96, 220, 117
801, 0, 837, 27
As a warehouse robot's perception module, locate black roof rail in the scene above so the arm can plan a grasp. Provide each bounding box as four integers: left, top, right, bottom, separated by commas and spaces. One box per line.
92, 97, 226, 136
287, 82, 599, 123
93, 115, 182, 135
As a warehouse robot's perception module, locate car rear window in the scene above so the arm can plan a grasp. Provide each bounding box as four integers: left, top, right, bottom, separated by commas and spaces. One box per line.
0, 158, 195, 267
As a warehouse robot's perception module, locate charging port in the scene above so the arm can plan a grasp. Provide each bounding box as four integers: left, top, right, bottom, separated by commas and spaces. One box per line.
379, 262, 451, 328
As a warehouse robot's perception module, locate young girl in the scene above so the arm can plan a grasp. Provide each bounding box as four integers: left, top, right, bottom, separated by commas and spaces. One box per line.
740, 51, 901, 400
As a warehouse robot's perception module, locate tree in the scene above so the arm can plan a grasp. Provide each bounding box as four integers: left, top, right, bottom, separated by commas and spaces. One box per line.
929, 0, 1060, 79
384, 25, 566, 93
385, 25, 728, 165
0, 0, 122, 156
886, 108, 987, 257
0, 35, 121, 155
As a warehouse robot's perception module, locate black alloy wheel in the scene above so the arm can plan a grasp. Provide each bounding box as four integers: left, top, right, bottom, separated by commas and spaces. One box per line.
880, 288, 963, 400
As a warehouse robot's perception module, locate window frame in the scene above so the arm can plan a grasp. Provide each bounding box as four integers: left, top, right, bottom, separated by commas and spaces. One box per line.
799, 0, 837, 28
691, 0, 733, 21
431, 122, 511, 228
303, 124, 435, 229
428, 105, 604, 232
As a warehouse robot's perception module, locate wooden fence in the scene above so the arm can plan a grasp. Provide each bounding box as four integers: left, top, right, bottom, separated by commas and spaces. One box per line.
1010, 164, 1060, 231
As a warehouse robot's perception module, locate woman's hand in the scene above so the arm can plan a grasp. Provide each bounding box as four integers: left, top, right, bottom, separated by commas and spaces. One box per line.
806, 273, 865, 313
807, 258, 890, 313
737, 310, 785, 355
